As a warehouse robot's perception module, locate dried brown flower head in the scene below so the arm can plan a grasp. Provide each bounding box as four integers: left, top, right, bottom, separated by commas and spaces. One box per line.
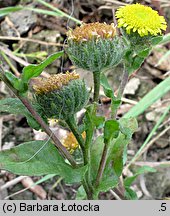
33, 71, 79, 95
67, 22, 116, 42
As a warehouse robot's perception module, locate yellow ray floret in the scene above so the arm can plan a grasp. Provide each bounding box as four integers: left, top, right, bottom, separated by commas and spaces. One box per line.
115, 3, 167, 37
33, 71, 79, 95
67, 22, 116, 42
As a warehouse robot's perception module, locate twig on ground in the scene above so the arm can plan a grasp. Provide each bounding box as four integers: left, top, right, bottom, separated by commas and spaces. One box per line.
0, 36, 65, 47
0, 46, 49, 78
110, 189, 122, 200
21, 177, 47, 199
0, 176, 26, 191
133, 161, 170, 167
139, 174, 152, 198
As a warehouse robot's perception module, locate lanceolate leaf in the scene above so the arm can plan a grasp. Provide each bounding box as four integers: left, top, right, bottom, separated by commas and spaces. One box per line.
90, 136, 119, 197
124, 166, 156, 187
0, 140, 86, 184
104, 120, 119, 143
0, 98, 40, 130
5, 51, 64, 93
21, 51, 63, 82
100, 73, 114, 99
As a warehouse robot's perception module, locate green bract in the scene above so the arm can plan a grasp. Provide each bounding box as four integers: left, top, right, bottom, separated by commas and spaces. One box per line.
66, 37, 125, 72
34, 79, 89, 120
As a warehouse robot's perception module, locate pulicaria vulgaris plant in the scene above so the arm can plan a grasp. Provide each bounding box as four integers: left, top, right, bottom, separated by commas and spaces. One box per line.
0, 3, 167, 199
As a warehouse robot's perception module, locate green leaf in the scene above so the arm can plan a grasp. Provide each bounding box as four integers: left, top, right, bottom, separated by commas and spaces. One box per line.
76, 185, 86, 200
93, 116, 105, 129
132, 56, 144, 70
90, 135, 104, 181
0, 6, 23, 17
137, 48, 150, 58
95, 175, 118, 198
5, 71, 22, 91
100, 73, 114, 99
21, 51, 64, 83
125, 187, 138, 200
124, 166, 156, 187
100, 73, 121, 117
119, 117, 138, 137
104, 120, 119, 143
119, 117, 138, 164
108, 133, 126, 177
151, 36, 163, 46
0, 140, 86, 184
106, 118, 137, 177
3, 52, 64, 93
124, 76, 170, 118
90, 136, 119, 197
0, 98, 40, 130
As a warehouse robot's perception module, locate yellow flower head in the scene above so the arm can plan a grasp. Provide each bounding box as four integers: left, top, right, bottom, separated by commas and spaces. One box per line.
63, 132, 86, 154
67, 22, 116, 42
33, 71, 79, 95
116, 3, 167, 37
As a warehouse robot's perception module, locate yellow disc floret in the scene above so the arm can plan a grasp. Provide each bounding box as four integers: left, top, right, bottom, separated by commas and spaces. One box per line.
67, 22, 116, 42
116, 3, 167, 37
63, 131, 86, 154
33, 71, 79, 95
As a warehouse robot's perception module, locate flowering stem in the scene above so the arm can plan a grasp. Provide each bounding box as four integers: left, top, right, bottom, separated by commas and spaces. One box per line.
0, 66, 77, 168
118, 65, 129, 100
84, 123, 94, 196
96, 65, 129, 188
93, 71, 101, 103
112, 65, 129, 119
95, 141, 109, 188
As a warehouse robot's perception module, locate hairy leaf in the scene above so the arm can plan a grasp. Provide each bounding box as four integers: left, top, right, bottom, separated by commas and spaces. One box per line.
0, 98, 40, 130
0, 140, 86, 184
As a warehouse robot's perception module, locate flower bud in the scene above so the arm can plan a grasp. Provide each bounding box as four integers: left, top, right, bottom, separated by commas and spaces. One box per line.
66, 22, 125, 72
33, 71, 89, 120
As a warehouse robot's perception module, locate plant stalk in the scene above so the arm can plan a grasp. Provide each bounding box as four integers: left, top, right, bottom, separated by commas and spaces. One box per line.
93, 71, 101, 103
118, 66, 129, 101
0, 66, 77, 168
95, 65, 129, 188
95, 141, 109, 187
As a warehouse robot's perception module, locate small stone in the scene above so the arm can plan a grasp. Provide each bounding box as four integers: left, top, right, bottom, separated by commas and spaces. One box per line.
1, 10, 37, 36
147, 47, 170, 71
124, 77, 140, 95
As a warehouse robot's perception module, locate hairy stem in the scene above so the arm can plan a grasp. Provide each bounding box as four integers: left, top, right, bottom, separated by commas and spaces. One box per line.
118, 66, 129, 101
0, 66, 77, 168
95, 142, 109, 187
95, 65, 129, 189
112, 65, 129, 119
82, 179, 93, 200
93, 71, 101, 103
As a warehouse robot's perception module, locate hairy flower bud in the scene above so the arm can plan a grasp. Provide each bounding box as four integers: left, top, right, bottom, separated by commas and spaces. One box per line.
66, 22, 125, 72
33, 71, 89, 120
